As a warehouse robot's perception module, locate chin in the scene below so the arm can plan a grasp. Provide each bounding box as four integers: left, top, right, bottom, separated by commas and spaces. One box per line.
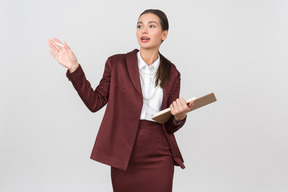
139, 43, 158, 50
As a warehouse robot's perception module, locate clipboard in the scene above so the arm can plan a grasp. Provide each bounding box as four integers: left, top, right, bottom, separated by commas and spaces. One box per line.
152, 92, 217, 124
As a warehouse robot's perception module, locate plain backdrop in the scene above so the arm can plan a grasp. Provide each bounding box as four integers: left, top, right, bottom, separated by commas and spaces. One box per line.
1, 0, 287, 191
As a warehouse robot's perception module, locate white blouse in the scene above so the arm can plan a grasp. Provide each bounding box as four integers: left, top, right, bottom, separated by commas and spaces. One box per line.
137, 51, 163, 121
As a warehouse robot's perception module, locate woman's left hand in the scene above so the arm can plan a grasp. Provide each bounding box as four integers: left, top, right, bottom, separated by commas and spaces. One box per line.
170, 98, 194, 122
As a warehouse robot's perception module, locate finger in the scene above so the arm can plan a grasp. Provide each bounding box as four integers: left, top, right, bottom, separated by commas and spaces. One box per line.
179, 98, 187, 106
181, 98, 189, 111
64, 41, 73, 52
170, 104, 176, 115
180, 97, 185, 102
48, 39, 61, 53
172, 101, 179, 113
176, 99, 183, 109
176, 98, 181, 105
64, 41, 69, 50
53, 37, 64, 45
49, 50, 58, 60
52, 37, 65, 50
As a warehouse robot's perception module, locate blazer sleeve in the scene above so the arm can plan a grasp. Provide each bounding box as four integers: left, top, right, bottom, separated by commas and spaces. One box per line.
65, 58, 112, 112
165, 72, 187, 134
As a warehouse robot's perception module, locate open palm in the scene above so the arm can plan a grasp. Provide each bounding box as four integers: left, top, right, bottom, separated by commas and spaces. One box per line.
48, 37, 79, 71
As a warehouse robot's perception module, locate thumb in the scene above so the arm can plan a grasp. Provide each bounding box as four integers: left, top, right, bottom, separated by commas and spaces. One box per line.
188, 100, 194, 107
64, 41, 69, 49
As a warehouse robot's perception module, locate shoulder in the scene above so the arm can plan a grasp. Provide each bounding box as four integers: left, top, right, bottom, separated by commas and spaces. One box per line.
170, 62, 180, 76
106, 53, 125, 64
107, 49, 138, 63
103, 49, 137, 71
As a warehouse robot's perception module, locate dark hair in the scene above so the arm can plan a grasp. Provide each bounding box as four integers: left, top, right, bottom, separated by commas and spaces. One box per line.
139, 9, 169, 31
139, 9, 171, 88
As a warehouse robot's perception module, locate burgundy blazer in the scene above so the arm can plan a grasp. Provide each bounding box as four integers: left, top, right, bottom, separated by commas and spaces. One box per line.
66, 49, 187, 171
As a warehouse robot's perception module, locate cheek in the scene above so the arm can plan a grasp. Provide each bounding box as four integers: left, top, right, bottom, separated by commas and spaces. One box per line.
136, 31, 140, 38
152, 31, 163, 41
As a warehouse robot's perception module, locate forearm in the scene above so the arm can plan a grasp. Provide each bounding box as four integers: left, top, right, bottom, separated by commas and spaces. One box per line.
66, 64, 109, 112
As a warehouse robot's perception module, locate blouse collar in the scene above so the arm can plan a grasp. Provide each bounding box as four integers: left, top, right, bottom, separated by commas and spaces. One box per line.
137, 51, 160, 70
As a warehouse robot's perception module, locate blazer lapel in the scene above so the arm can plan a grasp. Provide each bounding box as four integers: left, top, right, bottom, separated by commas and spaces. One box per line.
126, 49, 170, 110
126, 49, 142, 96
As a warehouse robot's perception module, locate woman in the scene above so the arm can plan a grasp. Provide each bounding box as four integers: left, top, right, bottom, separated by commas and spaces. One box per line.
48, 9, 194, 192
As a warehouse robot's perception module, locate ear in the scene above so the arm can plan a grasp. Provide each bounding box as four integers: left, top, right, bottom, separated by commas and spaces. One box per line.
161, 30, 168, 41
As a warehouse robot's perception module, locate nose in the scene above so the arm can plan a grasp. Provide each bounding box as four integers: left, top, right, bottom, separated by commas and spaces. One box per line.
142, 27, 148, 34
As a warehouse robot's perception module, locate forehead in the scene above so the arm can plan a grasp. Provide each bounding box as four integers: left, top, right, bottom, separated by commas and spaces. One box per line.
138, 13, 160, 23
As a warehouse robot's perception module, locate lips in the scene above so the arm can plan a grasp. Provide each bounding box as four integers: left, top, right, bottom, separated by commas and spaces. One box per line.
140, 36, 150, 42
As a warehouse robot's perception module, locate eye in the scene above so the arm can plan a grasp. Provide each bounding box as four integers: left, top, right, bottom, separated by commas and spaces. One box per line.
137, 25, 142, 29
150, 25, 156, 28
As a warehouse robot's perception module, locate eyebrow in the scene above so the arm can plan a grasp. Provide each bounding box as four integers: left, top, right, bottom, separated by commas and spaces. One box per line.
137, 21, 158, 25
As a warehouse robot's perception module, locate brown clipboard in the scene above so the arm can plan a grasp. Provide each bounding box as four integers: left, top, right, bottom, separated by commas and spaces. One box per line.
152, 92, 217, 124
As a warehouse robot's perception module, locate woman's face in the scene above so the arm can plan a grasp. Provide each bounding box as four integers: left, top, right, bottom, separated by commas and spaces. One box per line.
136, 13, 168, 50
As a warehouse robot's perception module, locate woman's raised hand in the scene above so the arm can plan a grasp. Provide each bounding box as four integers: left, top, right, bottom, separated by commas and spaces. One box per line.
48, 37, 79, 73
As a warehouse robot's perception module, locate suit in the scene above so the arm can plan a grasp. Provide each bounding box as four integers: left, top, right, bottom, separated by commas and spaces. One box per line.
66, 49, 187, 171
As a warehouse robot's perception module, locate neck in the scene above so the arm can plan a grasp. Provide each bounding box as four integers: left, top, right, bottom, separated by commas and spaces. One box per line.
139, 47, 160, 66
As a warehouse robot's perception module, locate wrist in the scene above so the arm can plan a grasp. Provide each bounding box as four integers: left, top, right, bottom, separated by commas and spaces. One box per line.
174, 114, 186, 122
68, 63, 79, 73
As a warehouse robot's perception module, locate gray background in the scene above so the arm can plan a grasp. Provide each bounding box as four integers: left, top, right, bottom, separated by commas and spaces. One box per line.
1, 0, 287, 191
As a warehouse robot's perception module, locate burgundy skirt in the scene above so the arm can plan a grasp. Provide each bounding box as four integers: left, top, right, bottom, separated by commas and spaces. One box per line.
111, 120, 174, 192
